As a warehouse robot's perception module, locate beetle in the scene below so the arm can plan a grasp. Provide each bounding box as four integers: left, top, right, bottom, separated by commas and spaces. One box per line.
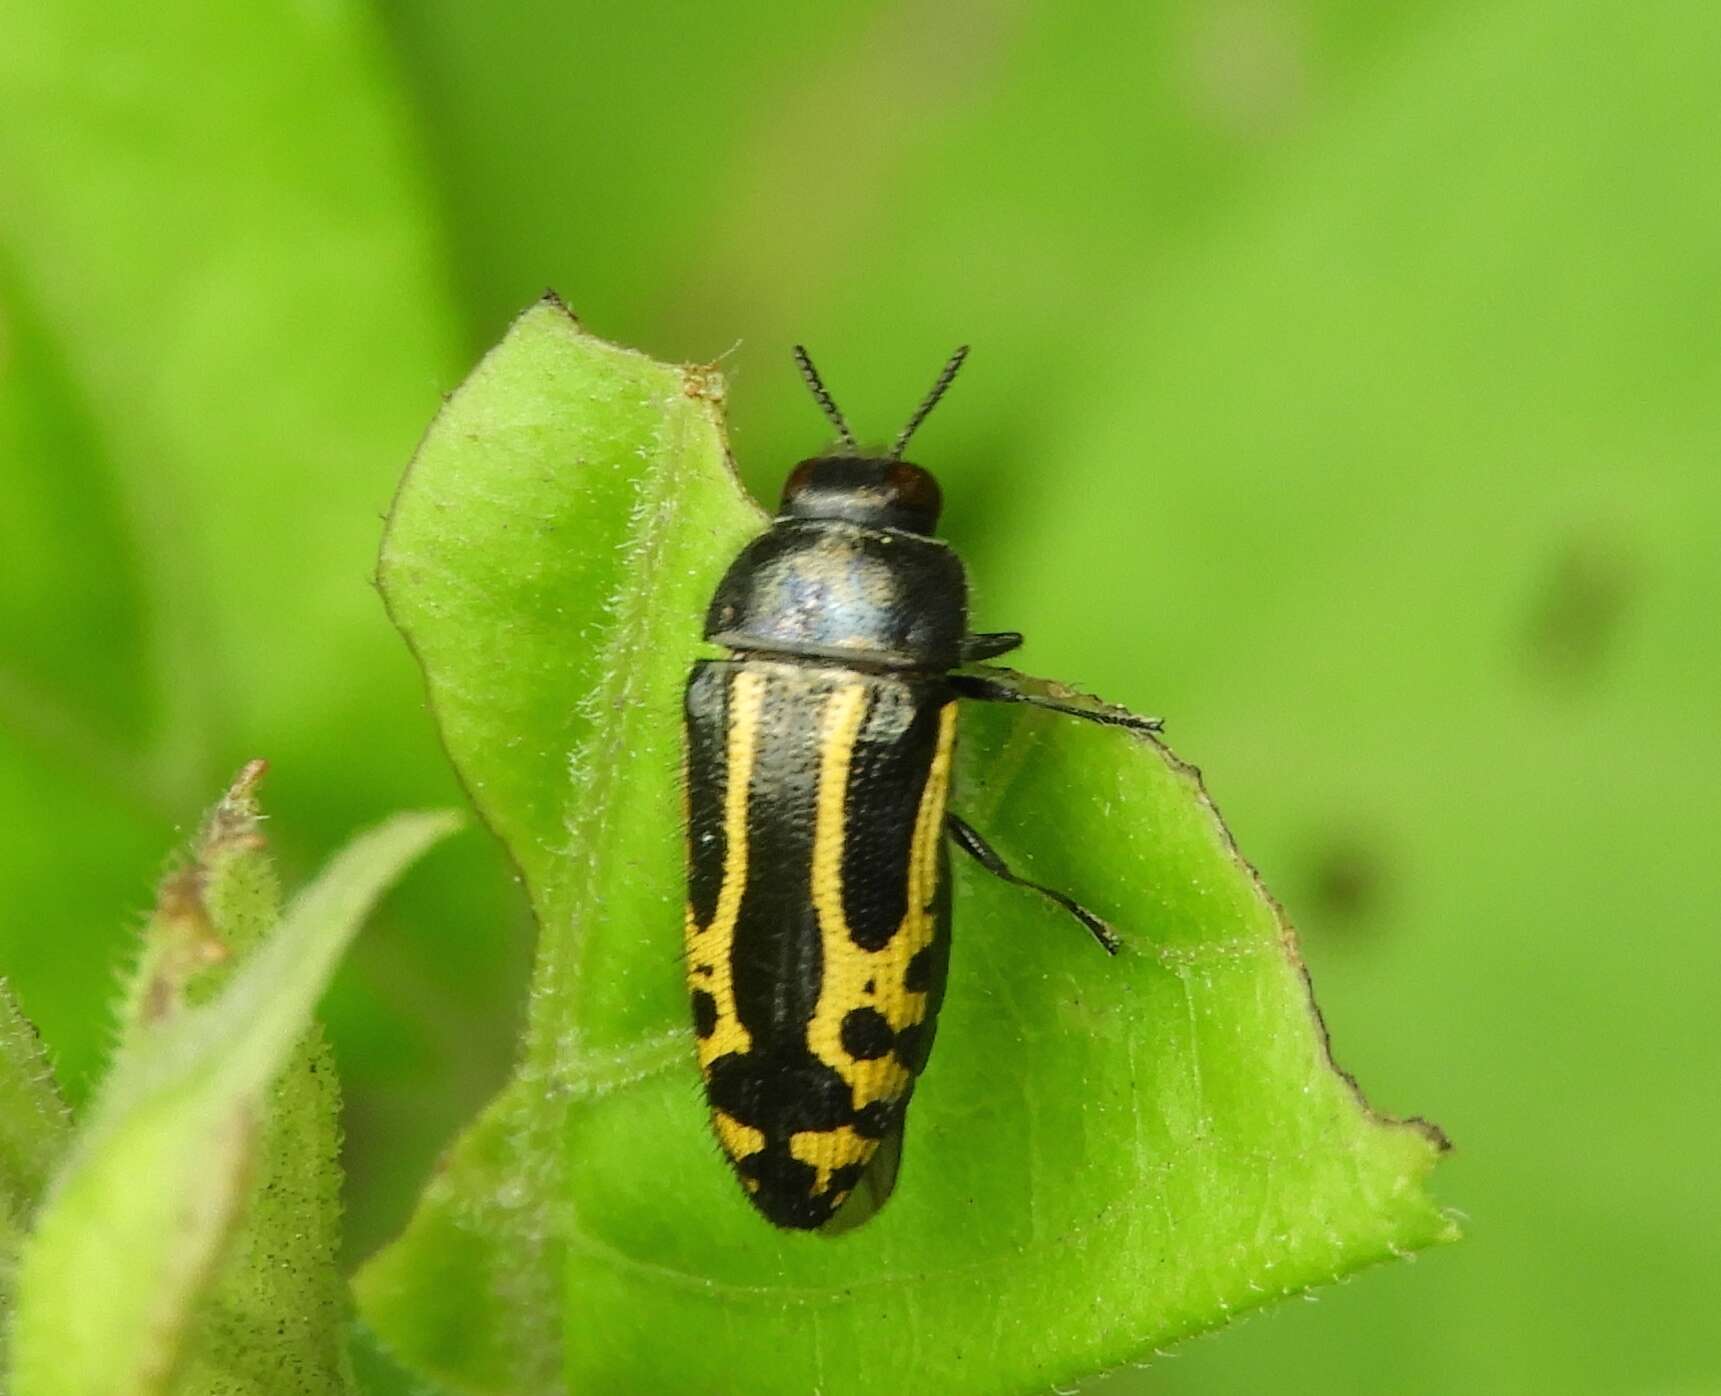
682, 346, 1161, 1230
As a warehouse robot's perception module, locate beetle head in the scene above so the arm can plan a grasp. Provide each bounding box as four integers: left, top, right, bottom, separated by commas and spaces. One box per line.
780, 344, 968, 536
778, 454, 942, 534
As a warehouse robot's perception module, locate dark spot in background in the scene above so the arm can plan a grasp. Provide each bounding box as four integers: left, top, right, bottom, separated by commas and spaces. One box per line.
1303, 828, 1394, 936
1522, 530, 1638, 691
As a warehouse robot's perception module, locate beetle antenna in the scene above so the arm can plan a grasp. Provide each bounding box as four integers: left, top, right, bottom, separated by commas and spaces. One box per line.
892, 345, 969, 458
792, 345, 857, 450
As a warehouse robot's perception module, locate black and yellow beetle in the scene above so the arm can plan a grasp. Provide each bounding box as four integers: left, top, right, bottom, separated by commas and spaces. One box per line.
683, 347, 1160, 1230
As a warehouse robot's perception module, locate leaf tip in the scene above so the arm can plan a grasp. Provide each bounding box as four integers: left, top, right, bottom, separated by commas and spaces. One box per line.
679, 360, 728, 408
537, 286, 579, 323
230, 756, 269, 794
1410, 1113, 1455, 1155
397, 807, 468, 849
203, 758, 271, 854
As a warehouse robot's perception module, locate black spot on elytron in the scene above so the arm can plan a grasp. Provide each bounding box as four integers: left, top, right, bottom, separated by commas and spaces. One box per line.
852, 1099, 898, 1139
826, 1162, 866, 1197
904, 945, 933, 993
692, 962, 713, 978
863, 978, 876, 995
894, 1022, 925, 1070
706, 1048, 852, 1134
840, 1007, 895, 1061
690, 989, 718, 1039
737, 1148, 831, 1228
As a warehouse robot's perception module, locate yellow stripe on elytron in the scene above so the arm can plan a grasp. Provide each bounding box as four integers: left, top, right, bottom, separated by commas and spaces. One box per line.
686, 669, 765, 1070
790, 1124, 873, 1199
807, 682, 870, 949
714, 1111, 765, 1161
804, 695, 958, 1111
909, 702, 958, 922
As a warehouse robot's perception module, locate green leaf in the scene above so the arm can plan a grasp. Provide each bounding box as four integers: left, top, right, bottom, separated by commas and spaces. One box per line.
347, 1320, 461, 1396
128, 763, 366, 1394
357, 300, 1453, 1395
7, 775, 460, 1396
357, 297, 757, 1391
0, 980, 70, 1371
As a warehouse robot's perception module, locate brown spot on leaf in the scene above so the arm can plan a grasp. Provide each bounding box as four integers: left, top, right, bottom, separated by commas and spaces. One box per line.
682, 362, 728, 404
139, 864, 229, 1024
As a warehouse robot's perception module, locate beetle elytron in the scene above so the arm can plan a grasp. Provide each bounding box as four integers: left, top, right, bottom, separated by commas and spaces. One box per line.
683, 346, 1160, 1230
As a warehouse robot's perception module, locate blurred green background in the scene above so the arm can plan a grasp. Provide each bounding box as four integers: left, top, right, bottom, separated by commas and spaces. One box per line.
2, 2, 1716, 1392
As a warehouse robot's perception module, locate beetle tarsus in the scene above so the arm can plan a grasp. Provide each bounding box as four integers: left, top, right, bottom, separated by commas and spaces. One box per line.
950, 670, 1163, 734
947, 813, 1121, 954
959, 630, 1024, 662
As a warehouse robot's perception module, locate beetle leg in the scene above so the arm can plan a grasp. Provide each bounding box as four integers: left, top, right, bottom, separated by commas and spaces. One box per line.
947, 813, 1120, 954
951, 668, 1163, 734
959, 630, 1024, 662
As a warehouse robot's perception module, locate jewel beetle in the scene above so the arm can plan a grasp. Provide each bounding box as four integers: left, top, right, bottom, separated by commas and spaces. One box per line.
682, 346, 1161, 1230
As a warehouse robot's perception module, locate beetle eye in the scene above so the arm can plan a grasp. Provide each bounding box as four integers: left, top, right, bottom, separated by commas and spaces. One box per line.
887, 462, 940, 515
782, 458, 818, 502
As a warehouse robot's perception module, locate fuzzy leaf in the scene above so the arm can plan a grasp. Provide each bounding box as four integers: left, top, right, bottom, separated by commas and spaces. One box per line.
7, 786, 459, 1396
357, 299, 1453, 1395
135, 764, 369, 1394
0, 980, 70, 1371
